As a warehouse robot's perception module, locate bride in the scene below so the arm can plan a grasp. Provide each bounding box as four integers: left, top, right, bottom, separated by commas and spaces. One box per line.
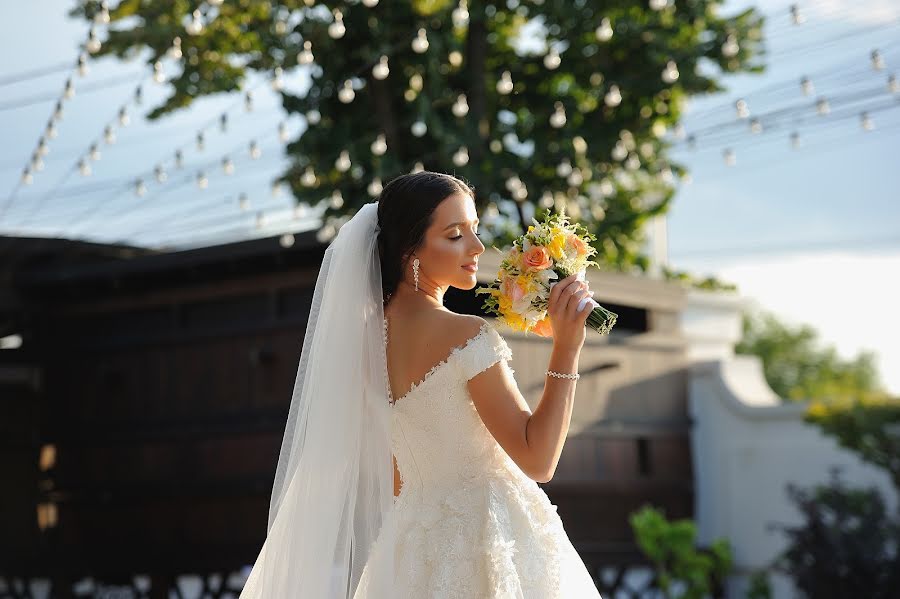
239, 171, 602, 598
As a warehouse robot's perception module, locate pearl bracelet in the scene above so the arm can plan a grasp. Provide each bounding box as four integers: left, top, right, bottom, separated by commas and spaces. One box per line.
546, 369, 580, 380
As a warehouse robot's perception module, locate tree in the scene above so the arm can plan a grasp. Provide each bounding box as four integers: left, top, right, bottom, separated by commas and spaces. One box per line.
735, 309, 887, 403
72, 0, 763, 269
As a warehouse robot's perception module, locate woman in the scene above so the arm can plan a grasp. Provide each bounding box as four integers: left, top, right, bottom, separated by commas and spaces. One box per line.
240, 171, 601, 598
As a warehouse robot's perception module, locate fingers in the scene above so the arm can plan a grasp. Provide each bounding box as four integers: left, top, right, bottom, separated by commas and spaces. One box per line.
549, 273, 578, 307
565, 284, 592, 318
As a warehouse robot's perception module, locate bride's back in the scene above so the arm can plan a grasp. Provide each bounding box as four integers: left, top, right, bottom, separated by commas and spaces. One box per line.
383, 305, 486, 406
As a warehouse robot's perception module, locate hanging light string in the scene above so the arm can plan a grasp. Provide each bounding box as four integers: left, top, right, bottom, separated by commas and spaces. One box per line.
0, 15, 108, 220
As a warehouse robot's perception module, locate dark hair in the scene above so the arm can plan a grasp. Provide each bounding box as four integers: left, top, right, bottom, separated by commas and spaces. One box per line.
377, 171, 475, 302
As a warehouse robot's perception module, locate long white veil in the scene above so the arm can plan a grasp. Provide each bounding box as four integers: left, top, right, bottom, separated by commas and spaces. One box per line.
239, 201, 396, 597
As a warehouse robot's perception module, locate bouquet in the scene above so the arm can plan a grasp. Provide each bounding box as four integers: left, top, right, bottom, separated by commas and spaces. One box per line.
475, 211, 618, 337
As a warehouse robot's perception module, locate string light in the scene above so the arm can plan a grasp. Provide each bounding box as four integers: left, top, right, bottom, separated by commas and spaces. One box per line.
335, 150, 351, 171
800, 76, 814, 96
870, 49, 885, 71
219, 113, 228, 132
196, 171, 208, 189
78, 158, 91, 176
595, 17, 613, 42
186, 10, 204, 36
749, 117, 762, 133
372, 55, 390, 80
244, 90, 253, 111
167, 37, 182, 60
328, 9, 346, 39
362, 0, 380, 7
549, 102, 566, 128
790, 131, 801, 148
89, 143, 100, 161
95, 1, 110, 24
339, 80, 356, 103
301, 167, 317, 187
452, 93, 469, 117
367, 177, 383, 196
412, 28, 429, 53
722, 33, 739, 58
175, 149, 184, 168
815, 97, 830, 115
371, 133, 387, 155
134, 178, 147, 197
723, 148, 736, 165
63, 78, 75, 99
735, 98, 750, 118
790, 4, 804, 26
604, 84, 622, 107
496, 70, 513, 94
103, 125, 115, 144
77, 53, 89, 76
411, 120, 427, 137
649, 0, 669, 11
544, 46, 561, 70
411, 161, 424, 174
452, 146, 469, 166
196, 131, 205, 151
330, 189, 344, 208
271, 67, 284, 91
153, 60, 165, 83
297, 41, 314, 65
860, 111, 874, 130
452, 0, 469, 28
86, 27, 102, 53
249, 140, 261, 160
888, 74, 899, 94
661, 60, 679, 83
154, 165, 167, 182
306, 109, 321, 125
278, 121, 289, 142
222, 156, 235, 175
118, 106, 129, 126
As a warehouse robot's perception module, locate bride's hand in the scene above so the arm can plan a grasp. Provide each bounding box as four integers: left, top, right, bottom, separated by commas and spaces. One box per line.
544, 273, 593, 351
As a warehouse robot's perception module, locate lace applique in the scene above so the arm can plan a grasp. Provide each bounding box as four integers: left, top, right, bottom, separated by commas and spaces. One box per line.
455, 324, 513, 382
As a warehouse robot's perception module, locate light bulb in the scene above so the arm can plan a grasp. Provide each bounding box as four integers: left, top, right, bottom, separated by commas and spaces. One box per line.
595, 17, 613, 42
278, 121, 289, 142
556, 159, 573, 177
496, 70, 513, 94
544, 46, 561, 70
220, 113, 228, 132
168, 37, 182, 59
153, 61, 166, 83
412, 28, 429, 53
245, 90, 253, 111
134, 85, 142, 105
452, 146, 469, 166
549, 102, 566, 128
411, 120, 427, 137
371, 133, 387, 155
722, 34, 739, 58
249, 140, 261, 160
649, 0, 668, 10
861, 111, 874, 131
79, 159, 91, 176
297, 41, 314, 65
800, 76, 814, 96
816, 97, 830, 115
186, 10, 204, 35
604, 84, 622, 107
368, 177, 383, 197
749, 117, 762, 133
363, 0, 379, 6
155, 164, 167, 182
723, 148, 735, 165
452, 94, 469, 117
611, 142, 627, 161
339, 80, 355, 103
197, 171, 208, 189
373, 55, 390, 80
104, 125, 115, 145
272, 67, 284, 91
330, 189, 345, 208
662, 60, 679, 83
888, 74, 899, 94
239, 193, 250, 210
412, 162, 424, 174
329, 10, 345, 39
86, 28, 101, 53
95, 1, 110, 24
118, 106, 129, 126
196, 131, 205, 151
77, 53, 89, 76
790, 4, 805, 25
871, 49, 885, 71
452, 0, 469, 28
21, 169, 33, 185
64, 78, 75, 99
134, 178, 146, 197
37, 139, 48, 157
336, 150, 351, 172
790, 131, 800, 148
735, 98, 749, 118
222, 156, 234, 175
175, 149, 184, 169
88, 144, 100, 161
306, 109, 321, 125
301, 167, 317, 187
45, 122, 58, 139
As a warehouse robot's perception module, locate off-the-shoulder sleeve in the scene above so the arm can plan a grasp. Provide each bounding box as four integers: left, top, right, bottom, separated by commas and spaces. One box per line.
456, 323, 513, 382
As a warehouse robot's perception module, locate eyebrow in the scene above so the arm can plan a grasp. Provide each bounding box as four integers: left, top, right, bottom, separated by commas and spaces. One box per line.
442, 218, 480, 230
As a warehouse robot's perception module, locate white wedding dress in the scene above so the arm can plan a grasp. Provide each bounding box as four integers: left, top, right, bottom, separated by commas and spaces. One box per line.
352, 318, 603, 598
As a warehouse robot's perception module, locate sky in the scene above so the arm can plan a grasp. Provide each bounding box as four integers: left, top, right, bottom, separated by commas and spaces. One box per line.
0, 0, 898, 394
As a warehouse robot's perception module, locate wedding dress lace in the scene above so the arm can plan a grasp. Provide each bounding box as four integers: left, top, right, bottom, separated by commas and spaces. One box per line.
352, 317, 603, 598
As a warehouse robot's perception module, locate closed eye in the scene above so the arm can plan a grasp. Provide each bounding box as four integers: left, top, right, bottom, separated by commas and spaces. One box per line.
451, 232, 481, 240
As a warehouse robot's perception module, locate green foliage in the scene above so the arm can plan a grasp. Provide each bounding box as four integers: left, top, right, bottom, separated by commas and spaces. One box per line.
771, 469, 900, 599
735, 309, 886, 403
805, 395, 900, 491
71, 0, 764, 272
661, 265, 738, 292
744, 570, 772, 599
629, 505, 732, 599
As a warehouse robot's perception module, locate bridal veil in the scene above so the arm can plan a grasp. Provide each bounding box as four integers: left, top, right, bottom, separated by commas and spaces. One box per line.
239, 201, 396, 597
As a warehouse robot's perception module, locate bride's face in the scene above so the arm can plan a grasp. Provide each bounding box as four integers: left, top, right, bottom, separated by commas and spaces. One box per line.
413, 191, 485, 291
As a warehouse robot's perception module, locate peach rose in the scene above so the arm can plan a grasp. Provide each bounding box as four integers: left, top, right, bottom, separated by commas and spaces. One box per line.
523, 246, 552, 271
532, 317, 553, 338
568, 234, 589, 257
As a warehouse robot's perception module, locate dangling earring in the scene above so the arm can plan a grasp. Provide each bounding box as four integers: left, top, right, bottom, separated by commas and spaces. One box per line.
412, 257, 420, 292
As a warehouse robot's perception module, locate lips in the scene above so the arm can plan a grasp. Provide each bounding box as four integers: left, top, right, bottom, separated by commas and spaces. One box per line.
462, 263, 477, 272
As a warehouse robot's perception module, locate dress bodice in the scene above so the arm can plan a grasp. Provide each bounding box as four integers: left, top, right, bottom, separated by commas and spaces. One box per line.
382, 317, 521, 500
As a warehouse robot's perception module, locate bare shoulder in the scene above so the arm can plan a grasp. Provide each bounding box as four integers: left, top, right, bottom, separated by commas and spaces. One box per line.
437, 312, 489, 348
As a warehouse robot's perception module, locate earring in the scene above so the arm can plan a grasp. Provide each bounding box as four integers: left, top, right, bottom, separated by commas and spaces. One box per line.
412, 257, 420, 292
